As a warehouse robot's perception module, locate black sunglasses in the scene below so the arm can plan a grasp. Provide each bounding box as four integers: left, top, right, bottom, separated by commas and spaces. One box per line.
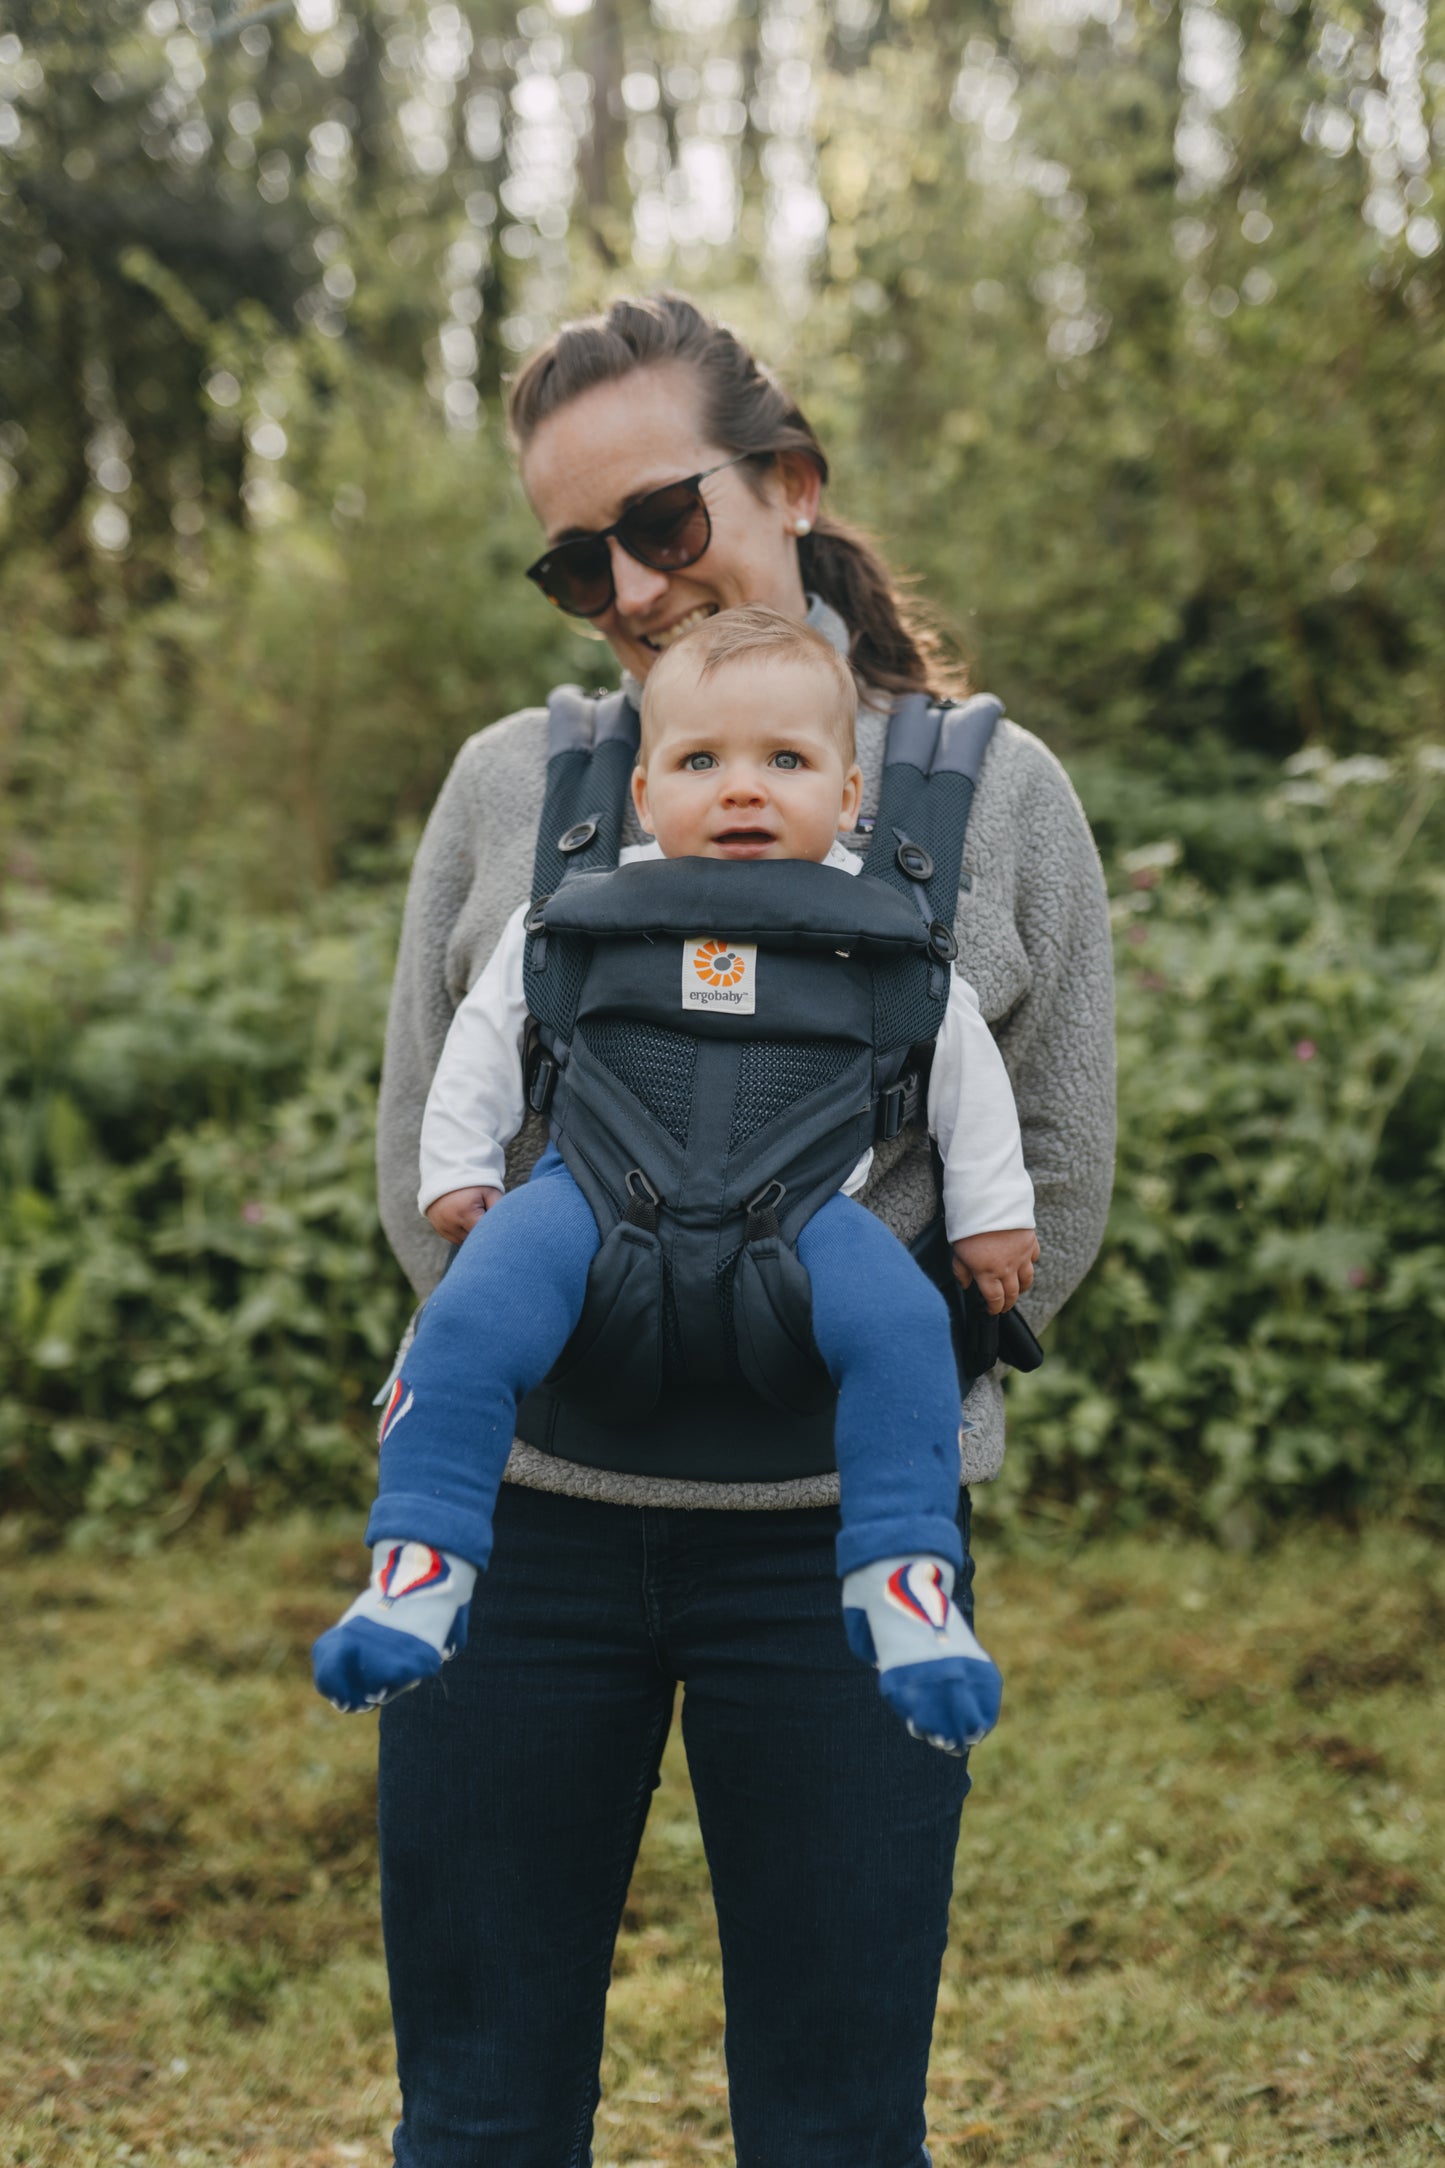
524, 455, 755, 619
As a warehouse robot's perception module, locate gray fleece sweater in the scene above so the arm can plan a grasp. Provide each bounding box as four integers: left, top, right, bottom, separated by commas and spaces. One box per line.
376, 622, 1115, 1506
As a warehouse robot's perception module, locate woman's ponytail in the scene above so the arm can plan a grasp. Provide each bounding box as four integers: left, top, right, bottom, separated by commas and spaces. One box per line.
798, 517, 967, 701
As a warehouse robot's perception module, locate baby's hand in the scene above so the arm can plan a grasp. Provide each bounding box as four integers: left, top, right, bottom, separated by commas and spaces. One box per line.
951, 1228, 1039, 1315
425, 1186, 502, 1244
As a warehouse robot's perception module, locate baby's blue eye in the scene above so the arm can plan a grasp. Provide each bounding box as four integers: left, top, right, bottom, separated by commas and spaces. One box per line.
771, 750, 802, 770
683, 752, 717, 771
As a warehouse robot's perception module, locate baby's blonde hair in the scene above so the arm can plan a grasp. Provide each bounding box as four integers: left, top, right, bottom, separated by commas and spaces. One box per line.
639, 605, 858, 760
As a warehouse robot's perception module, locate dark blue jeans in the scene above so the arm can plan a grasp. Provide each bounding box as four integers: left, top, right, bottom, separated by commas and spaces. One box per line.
377, 1482, 976, 2168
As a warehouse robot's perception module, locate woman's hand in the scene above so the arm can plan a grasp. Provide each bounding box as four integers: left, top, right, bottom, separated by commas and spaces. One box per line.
426, 1185, 503, 1245
951, 1228, 1040, 1315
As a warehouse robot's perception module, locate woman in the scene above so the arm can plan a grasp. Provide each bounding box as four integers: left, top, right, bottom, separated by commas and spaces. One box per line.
374, 294, 1115, 2168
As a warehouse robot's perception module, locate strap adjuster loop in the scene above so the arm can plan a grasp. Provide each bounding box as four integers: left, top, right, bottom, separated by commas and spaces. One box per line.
623, 1166, 661, 1232
895, 839, 934, 882
744, 1179, 786, 1242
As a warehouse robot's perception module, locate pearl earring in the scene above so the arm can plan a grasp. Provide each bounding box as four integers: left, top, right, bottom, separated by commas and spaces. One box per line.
794, 517, 812, 536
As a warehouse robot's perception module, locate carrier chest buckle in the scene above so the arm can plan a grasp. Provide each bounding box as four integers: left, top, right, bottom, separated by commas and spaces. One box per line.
877, 1069, 922, 1143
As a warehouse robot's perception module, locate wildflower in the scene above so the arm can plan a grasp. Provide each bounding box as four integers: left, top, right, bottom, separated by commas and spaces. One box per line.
1282, 747, 1331, 777
242, 1200, 266, 1224
1120, 839, 1181, 876
1346, 1266, 1369, 1289
1327, 755, 1392, 788
1293, 1040, 1317, 1062
1275, 781, 1330, 808
1416, 744, 1445, 776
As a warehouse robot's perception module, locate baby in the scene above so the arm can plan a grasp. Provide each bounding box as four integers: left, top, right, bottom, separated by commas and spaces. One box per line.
314, 608, 1038, 1752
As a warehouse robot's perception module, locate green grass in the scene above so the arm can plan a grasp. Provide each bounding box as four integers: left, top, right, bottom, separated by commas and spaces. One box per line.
1, 1515, 1441, 2167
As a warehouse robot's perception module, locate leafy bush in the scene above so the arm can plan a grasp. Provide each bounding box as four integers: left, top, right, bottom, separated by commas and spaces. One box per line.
0, 884, 411, 1539
1004, 747, 1445, 1536
4, 753, 1443, 1541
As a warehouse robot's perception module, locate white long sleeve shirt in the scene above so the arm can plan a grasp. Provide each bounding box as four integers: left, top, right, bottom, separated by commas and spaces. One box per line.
420, 839, 1035, 1243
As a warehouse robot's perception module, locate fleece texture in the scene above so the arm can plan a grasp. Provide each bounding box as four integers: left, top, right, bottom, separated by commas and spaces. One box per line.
375, 608, 1116, 1506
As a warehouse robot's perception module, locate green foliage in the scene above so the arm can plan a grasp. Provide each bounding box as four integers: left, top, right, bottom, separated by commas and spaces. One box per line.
4, 755, 1443, 1539
798, 5, 1444, 753
1005, 748, 1445, 1535
0, 882, 412, 1536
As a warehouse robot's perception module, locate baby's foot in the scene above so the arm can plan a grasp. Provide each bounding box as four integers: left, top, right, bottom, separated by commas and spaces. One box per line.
312, 1542, 477, 1712
841, 1555, 1002, 1755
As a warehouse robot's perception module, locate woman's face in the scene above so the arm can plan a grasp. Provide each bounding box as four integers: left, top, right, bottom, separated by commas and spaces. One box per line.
519, 362, 821, 683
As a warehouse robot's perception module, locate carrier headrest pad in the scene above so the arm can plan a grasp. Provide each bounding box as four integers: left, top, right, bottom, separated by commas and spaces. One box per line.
540, 856, 932, 956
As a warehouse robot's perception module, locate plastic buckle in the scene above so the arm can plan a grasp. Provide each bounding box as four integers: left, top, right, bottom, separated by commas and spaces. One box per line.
877, 1070, 920, 1143
927, 920, 958, 964
527, 1054, 559, 1117
558, 819, 598, 855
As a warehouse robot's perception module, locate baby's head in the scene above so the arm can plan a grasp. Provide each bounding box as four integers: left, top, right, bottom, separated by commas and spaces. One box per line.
632, 606, 862, 863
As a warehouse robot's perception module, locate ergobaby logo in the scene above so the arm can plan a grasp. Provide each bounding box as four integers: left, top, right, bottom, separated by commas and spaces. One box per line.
682, 938, 757, 1014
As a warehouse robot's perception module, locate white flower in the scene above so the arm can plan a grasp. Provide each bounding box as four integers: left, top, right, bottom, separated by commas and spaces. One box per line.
1274, 780, 1331, 808
1282, 746, 1331, 776
1119, 838, 1182, 875
1414, 744, 1445, 775
1327, 755, 1392, 787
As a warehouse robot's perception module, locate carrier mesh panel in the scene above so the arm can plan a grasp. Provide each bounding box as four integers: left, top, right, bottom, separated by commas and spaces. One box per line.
579, 1017, 697, 1146
729, 1039, 857, 1152
872, 957, 941, 1057
524, 932, 591, 1040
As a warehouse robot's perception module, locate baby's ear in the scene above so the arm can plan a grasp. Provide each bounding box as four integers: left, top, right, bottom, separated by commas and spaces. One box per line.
630, 763, 654, 835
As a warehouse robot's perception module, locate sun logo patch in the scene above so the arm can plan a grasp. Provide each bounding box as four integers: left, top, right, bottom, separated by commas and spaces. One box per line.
682, 937, 757, 1013
694, 940, 746, 987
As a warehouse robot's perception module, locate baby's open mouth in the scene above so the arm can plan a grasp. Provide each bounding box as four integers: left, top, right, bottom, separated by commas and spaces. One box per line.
711, 828, 776, 851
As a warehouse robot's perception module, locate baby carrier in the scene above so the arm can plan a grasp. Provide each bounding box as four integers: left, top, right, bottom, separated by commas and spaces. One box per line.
513, 683, 1041, 1483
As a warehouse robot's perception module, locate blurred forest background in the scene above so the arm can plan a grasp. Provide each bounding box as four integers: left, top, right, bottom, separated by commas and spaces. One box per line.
2, 0, 1442, 1542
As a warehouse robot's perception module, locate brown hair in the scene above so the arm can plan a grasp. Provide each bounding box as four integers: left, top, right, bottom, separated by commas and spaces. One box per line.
639, 605, 858, 759
507, 294, 966, 701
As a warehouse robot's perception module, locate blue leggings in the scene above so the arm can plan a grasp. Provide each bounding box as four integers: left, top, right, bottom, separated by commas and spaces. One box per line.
369, 1146, 965, 1578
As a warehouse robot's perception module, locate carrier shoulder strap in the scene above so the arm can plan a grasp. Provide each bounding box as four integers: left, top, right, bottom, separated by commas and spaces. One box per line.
529, 685, 640, 903
862, 691, 1002, 914
859, 692, 1003, 1031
